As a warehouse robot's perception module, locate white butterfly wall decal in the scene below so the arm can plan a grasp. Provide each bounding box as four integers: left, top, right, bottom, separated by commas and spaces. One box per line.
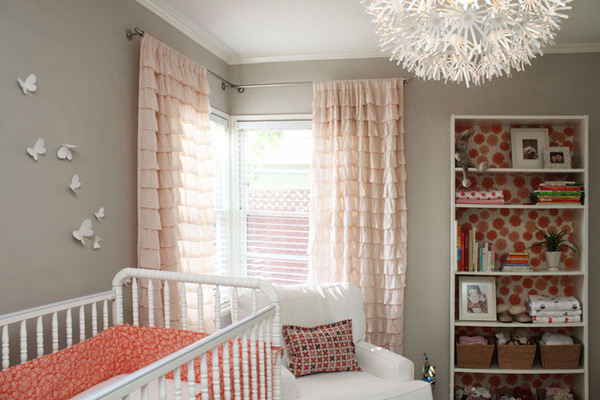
18, 74, 37, 95
93, 235, 102, 250
69, 174, 81, 193
95, 207, 105, 221
73, 219, 94, 245
27, 139, 46, 161
57, 144, 77, 161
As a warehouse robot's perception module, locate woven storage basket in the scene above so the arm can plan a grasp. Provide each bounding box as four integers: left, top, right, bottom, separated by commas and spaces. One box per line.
494, 388, 537, 400
494, 337, 536, 369
537, 388, 580, 400
535, 337, 582, 369
456, 336, 494, 369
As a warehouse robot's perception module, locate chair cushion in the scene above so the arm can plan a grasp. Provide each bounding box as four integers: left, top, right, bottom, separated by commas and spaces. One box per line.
294, 370, 433, 400
283, 319, 359, 377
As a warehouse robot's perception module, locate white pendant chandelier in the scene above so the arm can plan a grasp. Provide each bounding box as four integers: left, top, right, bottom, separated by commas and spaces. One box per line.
363, 0, 572, 86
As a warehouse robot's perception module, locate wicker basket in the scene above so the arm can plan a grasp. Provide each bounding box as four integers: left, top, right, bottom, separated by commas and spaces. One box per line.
535, 337, 582, 369
494, 387, 537, 400
494, 337, 536, 369
537, 388, 581, 400
456, 336, 494, 369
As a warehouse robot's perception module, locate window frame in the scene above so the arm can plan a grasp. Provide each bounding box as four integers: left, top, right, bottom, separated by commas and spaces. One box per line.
228, 114, 313, 279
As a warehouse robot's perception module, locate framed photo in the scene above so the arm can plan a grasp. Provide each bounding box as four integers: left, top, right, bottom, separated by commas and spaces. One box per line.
510, 128, 549, 169
458, 276, 496, 321
543, 146, 572, 169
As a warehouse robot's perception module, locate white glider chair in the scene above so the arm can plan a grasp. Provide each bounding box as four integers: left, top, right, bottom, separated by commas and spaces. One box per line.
239, 282, 433, 400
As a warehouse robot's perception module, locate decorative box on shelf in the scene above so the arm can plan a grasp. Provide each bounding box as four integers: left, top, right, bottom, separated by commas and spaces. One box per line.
456, 336, 495, 369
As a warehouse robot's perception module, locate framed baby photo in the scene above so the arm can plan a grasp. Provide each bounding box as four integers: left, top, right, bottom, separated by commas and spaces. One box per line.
510, 128, 549, 169
543, 146, 572, 169
458, 276, 496, 321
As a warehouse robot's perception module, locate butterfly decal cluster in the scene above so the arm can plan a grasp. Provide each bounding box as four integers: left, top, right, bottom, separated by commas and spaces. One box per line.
21, 73, 105, 251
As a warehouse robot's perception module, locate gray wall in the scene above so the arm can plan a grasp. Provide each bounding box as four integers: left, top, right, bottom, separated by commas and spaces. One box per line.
230, 55, 600, 398
1, 1, 598, 399
0, 0, 229, 312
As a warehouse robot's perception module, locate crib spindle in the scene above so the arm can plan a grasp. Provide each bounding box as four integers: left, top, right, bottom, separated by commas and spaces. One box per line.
141, 384, 149, 400
52, 312, 59, 353
251, 326, 258, 400
132, 278, 139, 326
233, 333, 241, 400
197, 284, 204, 332
242, 331, 250, 400
258, 321, 266, 400
36, 316, 44, 358
215, 286, 221, 331
174, 365, 182, 400
201, 353, 209, 400
265, 317, 273, 400
2, 325, 9, 370
103, 299, 109, 330
231, 287, 239, 324
159, 375, 167, 400
115, 286, 124, 325
148, 279, 155, 328
66, 309, 73, 347
187, 360, 196, 399
213, 343, 221, 400
164, 282, 171, 328
180, 283, 187, 330
79, 305, 86, 343
20, 321, 27, 364
223, 337, 231, 400
251, 289, 257, 314
92, 302, 98, 336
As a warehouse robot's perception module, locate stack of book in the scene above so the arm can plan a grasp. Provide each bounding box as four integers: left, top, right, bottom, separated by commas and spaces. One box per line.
533, 181, 583, 205
502, 252, 531, 272
456, 224, 496, 272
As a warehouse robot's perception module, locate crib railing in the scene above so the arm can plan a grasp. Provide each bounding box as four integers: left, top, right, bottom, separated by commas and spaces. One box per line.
79, 305, 280, 400
0, 291, 115, 370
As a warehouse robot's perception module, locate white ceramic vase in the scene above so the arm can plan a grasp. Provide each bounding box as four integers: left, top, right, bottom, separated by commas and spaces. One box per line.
545, 251, 562, 270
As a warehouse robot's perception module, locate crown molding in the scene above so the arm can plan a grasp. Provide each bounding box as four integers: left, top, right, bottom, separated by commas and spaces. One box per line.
134, 0, 236, 64
230, 50, 388, 65
543, 42, 600, 54
135, 0, 600, 66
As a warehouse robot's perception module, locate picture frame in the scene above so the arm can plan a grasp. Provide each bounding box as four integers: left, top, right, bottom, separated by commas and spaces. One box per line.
458, 276, 497, 321
543, 146, 572, 169
510, 128, 549, 169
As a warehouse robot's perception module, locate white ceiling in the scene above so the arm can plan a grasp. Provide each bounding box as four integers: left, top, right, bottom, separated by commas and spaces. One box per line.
138, 0, 600, 65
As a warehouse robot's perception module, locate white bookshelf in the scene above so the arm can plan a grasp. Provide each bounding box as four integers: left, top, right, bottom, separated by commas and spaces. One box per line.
449, 115, 589, 399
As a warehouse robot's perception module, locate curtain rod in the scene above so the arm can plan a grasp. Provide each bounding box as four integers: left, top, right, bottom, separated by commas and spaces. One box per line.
126, 27, 413, 93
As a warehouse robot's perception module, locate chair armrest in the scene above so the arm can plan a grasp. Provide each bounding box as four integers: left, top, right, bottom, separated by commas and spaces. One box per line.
355, 341, 415, 382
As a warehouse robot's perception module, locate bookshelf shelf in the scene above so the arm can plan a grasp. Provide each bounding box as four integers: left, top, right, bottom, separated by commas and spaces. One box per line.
450, 115, 589, 399
456, 204, 585, 209
455, 167, 585, 174
454, 319, 585, 328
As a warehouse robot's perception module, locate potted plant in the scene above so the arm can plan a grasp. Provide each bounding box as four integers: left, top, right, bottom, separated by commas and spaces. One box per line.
530, 228, 580, 270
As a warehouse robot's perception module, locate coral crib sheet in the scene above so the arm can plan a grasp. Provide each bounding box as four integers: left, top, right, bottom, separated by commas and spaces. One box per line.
0, 325, 265, 400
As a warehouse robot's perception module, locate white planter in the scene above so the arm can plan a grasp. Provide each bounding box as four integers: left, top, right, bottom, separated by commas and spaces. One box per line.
545, 251, 562, 270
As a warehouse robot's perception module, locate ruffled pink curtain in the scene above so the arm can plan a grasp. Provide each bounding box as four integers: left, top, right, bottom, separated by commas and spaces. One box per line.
137, 35, 215, 330
309, 79, 407, 353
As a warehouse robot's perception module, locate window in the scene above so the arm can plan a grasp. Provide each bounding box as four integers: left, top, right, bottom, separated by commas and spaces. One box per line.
210, 115, 312, 284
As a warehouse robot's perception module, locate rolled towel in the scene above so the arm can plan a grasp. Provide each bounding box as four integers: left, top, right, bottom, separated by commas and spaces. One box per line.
458, 335, 487, 345
541, 332, 575, 345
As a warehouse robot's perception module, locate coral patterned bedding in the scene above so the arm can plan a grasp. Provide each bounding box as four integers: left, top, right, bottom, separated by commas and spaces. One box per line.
0, 325, 264, 400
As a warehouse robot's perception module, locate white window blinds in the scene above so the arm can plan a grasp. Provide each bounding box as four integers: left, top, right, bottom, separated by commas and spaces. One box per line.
235, 120, 312, 284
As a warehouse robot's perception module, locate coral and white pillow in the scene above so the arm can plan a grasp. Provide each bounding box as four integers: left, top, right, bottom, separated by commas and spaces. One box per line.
282, 319, 359, 377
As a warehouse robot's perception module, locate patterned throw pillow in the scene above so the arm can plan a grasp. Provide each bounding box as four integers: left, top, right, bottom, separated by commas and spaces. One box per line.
282, 319, 359, 377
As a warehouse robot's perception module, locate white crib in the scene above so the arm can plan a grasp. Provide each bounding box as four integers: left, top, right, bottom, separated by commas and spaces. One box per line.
0, 268, 282, 400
